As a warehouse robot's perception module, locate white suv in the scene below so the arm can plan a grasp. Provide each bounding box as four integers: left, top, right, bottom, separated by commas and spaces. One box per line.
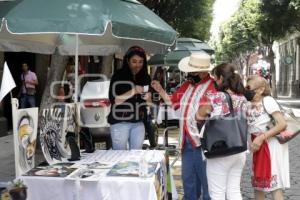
79, 79, 111, 150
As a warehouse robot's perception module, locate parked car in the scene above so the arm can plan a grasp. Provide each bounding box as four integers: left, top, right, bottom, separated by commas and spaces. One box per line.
79, 79, 111, 150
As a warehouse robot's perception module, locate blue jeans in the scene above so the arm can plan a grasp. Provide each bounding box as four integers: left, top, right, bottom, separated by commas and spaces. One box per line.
110, 122, 145, 150
20, 94, 36, 108
182, 137, 210, 200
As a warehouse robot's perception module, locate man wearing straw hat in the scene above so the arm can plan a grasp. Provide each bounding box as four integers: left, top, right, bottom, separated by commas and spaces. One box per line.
152, 52, 215, 200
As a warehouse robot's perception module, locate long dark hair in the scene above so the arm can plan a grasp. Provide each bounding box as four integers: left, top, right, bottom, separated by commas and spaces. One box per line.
213, 63, 245, 95
121, 46, 148, 82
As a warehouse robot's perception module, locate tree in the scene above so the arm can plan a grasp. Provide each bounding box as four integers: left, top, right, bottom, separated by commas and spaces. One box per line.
214, 0, 261, 72
291, 0, 300, 31
140, 0, 215, 41
259, 0, 300, 96
214, 0, 300, 96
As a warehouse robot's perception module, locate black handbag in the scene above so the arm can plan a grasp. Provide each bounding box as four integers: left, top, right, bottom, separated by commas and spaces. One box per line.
200, 92, 248, 158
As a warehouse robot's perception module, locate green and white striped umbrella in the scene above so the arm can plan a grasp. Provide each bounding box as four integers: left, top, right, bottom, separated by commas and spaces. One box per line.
0, 0, 177, 102
148, 38, 214, 66
0, 0, 177, 55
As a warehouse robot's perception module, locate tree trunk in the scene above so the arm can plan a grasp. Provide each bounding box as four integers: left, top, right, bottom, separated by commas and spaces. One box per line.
100, 55, 114, 78
0, 52, 4, 69
0, 52, 4, 100
35, 53, 68, 166
238, 55, 244, 74
35, 54, 51, 106
0, 52, 6, 121
0, 52, 7, 133
267, 45, 277, 97
245, 54, 251, 76
39, 53, 68, 113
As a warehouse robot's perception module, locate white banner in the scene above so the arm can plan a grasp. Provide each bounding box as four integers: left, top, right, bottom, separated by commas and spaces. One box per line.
0, 62, 16, 102
40, 103, 77, 164
12, 98, 38, 177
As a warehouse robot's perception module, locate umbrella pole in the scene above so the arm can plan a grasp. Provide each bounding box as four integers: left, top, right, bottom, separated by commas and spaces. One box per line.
74, 34, 79, 103
162, 67, 172, 200
74, 34, 81, 153
163, 67, 168, 142
180, 71, 182, 84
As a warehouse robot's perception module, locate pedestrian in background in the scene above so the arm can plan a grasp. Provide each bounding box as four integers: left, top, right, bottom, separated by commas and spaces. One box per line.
246, 75, 289, 200
196, 63, 248, 200
19, 63, 38, 108
152, 52, 215, 200
108, 46, 151, 150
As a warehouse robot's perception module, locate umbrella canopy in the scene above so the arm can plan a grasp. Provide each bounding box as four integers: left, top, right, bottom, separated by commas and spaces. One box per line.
148, 38, 214, 66
0, 0, 177, 55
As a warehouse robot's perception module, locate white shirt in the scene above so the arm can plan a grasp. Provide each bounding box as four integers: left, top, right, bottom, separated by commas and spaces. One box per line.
247, 96, 280, 135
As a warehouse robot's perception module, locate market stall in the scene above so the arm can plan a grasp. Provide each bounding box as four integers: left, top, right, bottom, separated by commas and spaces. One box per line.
21, 150, 177, 200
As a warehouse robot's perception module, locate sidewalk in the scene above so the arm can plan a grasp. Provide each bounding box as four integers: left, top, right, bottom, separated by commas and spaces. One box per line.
0, 134, 14, 188
276, 97, 300, 109
276, 98, 300, 118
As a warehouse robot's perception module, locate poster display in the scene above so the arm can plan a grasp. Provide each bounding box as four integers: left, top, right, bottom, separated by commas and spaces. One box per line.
23, 162, 76, 177
40, 103, 77, 164
12, 98, 38, 177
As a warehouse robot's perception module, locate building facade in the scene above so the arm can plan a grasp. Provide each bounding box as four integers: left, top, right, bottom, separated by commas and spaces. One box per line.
274, 32, 300, 98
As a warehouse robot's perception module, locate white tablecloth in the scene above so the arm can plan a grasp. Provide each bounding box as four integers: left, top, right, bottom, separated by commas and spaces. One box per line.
21, 150, 177, 200
156, 106, 180, 124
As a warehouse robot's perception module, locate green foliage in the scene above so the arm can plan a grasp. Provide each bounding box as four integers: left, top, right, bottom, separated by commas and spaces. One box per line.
259, 0, 300, 45
214, 0, 300, 96
140, 0, 215, 41
215, 0, 261, 63
258, 0, 300, 96
215, 0, 300, 62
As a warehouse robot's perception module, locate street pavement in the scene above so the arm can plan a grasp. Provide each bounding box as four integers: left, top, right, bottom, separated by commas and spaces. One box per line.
168, 115, 300, 200
166, 97, 300, 200
0, 132, 14, 188
277, 97, 300, 109
0, 98, 299, 199
241, 118, 300, 200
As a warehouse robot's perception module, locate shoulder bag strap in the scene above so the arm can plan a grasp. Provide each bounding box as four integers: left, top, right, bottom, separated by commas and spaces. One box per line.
261, 97, 276, 131
223, 91, 234, 117
262, 96, 289, 118
261, 97, 272, 117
